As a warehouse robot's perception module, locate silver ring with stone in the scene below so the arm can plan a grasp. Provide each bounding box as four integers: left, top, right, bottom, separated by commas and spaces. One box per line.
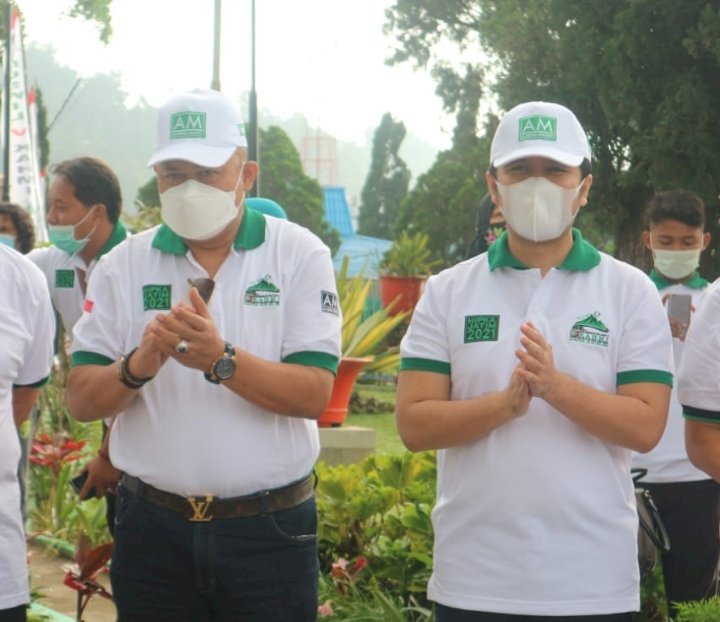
175, 339, 189, 354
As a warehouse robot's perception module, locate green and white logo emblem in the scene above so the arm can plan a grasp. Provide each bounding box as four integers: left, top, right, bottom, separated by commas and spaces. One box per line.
170, 111, 206, 139
464, 315, 500, 343
55, 269, 75, 288
570, 312, 609, 347
143, 284, 172, 311
519, 115, 557, 141
244, 275, 280, 306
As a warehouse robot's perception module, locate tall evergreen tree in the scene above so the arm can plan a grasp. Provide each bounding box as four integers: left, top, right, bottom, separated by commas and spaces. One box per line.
357, 113, 411, 238
395, 67, 487, 267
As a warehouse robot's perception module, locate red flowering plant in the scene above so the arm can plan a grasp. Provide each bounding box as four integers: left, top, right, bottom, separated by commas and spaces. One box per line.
30, 433, 86, 475
28, 432, 94, 541
62, 534, 113, 622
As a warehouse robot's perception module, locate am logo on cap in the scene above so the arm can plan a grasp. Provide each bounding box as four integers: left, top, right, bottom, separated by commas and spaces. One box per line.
519, 116, 557, 142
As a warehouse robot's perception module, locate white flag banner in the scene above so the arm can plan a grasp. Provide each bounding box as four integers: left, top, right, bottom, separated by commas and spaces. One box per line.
4, 8, 46, 241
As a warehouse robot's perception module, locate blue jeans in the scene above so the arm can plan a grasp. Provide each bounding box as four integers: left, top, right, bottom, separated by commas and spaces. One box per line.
111, 482, 319, 621
435, 604, 635, 621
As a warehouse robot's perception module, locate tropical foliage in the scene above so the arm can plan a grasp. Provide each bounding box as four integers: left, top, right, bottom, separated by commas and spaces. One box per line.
379, 232, 442, 277
336, 256, 410, 374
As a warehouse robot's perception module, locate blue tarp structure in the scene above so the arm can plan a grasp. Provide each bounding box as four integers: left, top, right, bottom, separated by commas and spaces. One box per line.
323, 186, 392, 278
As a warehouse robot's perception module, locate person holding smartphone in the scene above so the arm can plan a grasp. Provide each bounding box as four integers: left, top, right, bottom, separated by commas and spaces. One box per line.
397, 101, 673, 620
632, 190, 720, 617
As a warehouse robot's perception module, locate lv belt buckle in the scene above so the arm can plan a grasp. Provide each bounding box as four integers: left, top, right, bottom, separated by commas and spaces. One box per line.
187, 495, 214, 522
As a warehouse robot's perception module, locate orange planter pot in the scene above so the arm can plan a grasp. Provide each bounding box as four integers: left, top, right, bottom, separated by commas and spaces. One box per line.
318, 357, 372, 428
379, 275, 426, 316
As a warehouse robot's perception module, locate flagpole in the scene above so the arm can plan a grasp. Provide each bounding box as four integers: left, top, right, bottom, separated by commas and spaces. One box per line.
2, 0, 11, 201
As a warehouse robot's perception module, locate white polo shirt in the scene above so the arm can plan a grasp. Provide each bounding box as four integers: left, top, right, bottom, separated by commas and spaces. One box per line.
28, 221, 128, 336
678, 278, 720, 422
71, 208, 341, 497
400, 230, 673, 616
0, 245, 55, 610
633, 271, 710, 482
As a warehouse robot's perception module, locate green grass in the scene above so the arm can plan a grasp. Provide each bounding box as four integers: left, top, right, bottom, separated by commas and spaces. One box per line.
347, 381, 407, 455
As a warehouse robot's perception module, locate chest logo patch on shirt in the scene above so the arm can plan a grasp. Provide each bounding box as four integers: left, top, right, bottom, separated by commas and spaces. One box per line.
464, 315, 500, 343
143, 284, 172, 311
570, 312, 609, 347
55, 269, 75, 288
244, 275, 280, 306
321, 290, 339, 315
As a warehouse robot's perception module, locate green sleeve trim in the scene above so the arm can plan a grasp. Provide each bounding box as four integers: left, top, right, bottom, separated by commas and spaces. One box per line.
14, 375, 50, 389
71, 351, 115, 367
683, 405, 720, 424
616, 369, 673, 387
400, 357, 451, 375
282, 351, 339, 374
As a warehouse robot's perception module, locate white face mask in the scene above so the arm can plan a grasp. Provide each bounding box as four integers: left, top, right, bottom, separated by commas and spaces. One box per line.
497, 177, 583, 242
160, 166, 245, 241
652, 247, 701, 280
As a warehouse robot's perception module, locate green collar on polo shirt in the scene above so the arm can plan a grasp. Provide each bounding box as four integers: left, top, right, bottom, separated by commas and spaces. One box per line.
648, 269, 708, 291
152, 207, 266, 255
488, 228, 600, 272
98, 220, 127, 258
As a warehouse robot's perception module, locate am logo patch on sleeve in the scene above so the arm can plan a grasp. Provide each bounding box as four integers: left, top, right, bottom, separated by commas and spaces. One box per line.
321, 290, 339, 315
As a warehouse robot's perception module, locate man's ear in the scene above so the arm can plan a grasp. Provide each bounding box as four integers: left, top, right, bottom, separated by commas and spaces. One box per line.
641, 230, 653, 251
577, 174, 593, 207
241, 161, 259, 192
702, 231, 711, 251
486, 172, 500, 208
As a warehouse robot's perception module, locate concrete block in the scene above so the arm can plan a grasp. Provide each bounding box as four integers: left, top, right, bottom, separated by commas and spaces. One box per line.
318, 425, 377, 466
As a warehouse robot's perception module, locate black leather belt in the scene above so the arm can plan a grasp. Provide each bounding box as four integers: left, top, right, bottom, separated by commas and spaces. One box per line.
120, 474, 314, 522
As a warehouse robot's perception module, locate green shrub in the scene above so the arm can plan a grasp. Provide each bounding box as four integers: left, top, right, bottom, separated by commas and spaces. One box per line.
674, 597, 720, 621
316, 452, 436, 619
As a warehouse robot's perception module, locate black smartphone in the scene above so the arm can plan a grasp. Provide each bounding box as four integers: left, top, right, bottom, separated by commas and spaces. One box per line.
667, 293, 692, 325
70, 470, 97, 500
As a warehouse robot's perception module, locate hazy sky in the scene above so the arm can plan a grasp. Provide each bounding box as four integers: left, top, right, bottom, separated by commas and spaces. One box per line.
19, 0, 453, 150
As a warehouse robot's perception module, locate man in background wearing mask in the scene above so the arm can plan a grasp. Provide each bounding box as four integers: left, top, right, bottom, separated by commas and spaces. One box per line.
28, 156, 127, 518
0, 203, 35, 254
65, 88, 341, 621
29, 157, 127, 337
396, 101, 673, 620
632, 190, 719, 617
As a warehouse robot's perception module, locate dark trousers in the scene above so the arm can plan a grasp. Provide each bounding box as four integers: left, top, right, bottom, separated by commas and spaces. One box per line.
111, 483, 319, 622
643, 479, 720, 617
435, 605, 635, 621
0, 605, 26, 622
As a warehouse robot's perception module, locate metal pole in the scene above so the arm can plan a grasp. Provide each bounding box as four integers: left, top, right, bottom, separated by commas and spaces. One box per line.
247, 0, 258, 196
3, 0, 12, 201
211, 0, 221, 91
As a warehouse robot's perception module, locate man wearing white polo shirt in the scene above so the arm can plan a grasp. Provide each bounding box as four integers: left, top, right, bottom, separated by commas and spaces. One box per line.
66, 88, 341, 622
397, 101, 673, 621
0, 245, 55, 622
29, 157, 127, 522
679, 283, 720, 481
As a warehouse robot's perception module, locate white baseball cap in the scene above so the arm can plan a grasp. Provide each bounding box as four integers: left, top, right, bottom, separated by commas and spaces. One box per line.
147, 89, 248, 168
490, 101, 591, 168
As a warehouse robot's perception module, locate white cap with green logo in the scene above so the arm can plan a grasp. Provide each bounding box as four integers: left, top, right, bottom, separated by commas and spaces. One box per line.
147, 88, 248, 168
490, 101, 591, 168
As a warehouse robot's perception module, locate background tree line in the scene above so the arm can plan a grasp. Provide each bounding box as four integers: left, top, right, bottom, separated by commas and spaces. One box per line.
357, 0, 720, 277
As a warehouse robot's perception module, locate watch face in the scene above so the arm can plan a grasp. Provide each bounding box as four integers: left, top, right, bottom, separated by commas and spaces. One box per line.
213, 356, 236, 381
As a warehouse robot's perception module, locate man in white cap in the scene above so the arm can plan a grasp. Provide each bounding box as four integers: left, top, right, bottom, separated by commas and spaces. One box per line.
0, 244, 54, 622
66, 88, 342, 621
396, 101, 673, 620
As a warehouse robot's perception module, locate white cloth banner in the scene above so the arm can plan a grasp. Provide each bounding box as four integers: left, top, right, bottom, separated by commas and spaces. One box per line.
3, 8, 46, 241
